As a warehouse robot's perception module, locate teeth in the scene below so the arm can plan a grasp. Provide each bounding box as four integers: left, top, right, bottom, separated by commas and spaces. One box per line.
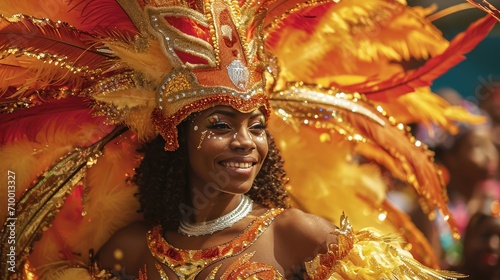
222, 162, 252, 168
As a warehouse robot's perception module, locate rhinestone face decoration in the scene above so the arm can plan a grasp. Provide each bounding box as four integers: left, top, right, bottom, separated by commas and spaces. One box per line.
227, 60, 249, 90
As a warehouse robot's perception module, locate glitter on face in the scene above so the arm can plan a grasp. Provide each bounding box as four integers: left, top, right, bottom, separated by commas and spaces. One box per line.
256, 130, 265, 142
197, 130, 208, 150
194, 125, 198, 131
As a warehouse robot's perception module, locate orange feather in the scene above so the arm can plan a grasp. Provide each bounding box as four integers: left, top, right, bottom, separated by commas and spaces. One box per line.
338, 14, 498, 102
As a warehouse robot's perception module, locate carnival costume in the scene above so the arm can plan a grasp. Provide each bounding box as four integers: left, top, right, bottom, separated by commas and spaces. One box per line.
0, 0, 499, 279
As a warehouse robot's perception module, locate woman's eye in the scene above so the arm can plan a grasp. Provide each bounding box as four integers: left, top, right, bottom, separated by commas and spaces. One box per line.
208, 122, 231, 130
250, 123, 267, 130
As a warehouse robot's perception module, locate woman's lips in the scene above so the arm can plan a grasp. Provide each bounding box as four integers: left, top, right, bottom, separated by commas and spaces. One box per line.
219, 160, 256, 175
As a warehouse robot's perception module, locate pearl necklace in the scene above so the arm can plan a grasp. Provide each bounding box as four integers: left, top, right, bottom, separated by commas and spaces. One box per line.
178, 195, 253, 237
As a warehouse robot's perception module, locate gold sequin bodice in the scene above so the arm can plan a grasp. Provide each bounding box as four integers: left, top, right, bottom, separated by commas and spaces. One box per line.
145, 208, 285, 280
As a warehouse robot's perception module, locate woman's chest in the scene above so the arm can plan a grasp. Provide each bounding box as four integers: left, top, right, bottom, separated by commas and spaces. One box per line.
142, 238, 289, 280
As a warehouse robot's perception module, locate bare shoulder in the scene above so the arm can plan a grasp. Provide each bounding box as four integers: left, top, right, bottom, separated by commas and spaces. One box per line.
273, 208, 338, 255
274, 208, 337, 238
96, 221, 151, 276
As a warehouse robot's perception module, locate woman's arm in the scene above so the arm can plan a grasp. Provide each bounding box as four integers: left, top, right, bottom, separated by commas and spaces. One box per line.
95, 221, 151, 278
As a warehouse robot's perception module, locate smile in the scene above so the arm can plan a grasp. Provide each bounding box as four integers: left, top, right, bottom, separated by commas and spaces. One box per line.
220, 161, 255, 169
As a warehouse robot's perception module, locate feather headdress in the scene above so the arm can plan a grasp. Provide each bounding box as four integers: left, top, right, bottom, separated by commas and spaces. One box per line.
0, 0, 498, 277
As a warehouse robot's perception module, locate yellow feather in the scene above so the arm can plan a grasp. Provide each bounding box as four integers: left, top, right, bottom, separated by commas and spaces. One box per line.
92, 88, 155, 109
378, 88, 486, 133
0, 120, 109, 207
269, 118, 439, 267
124, 106, 157, 141
269, 117, 388, 228
268, 0, 448, 86
0, 55, 87, 98
106, 39, 173, 84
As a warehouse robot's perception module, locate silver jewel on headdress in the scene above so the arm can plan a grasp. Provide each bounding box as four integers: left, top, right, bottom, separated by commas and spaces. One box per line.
221, 24, 233, 41
227, 59, 249, 90
178, 195, 253, 236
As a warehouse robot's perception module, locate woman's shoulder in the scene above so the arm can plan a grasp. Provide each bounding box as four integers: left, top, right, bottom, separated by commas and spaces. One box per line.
272, 207, 338, 251
96, 220, 153, 276
102, 220, 151, 248
274, 207, 337, 234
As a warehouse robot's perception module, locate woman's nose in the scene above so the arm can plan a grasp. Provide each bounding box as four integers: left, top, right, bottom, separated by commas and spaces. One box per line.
230, 128, 255, 152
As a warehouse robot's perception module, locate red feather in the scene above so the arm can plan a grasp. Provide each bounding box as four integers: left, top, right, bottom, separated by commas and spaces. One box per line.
0, 96, 110, 145
67, 0, 140, 36
264, 2, 333, 50
0, 14, 109, 70
336, 14, 497, 102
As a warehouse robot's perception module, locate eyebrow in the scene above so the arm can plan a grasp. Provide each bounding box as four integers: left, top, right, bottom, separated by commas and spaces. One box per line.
209, 110, 236, 117
208, 110, 264, 118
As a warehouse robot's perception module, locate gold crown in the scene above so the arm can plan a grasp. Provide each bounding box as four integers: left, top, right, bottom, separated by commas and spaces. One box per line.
129, 0, 273, 150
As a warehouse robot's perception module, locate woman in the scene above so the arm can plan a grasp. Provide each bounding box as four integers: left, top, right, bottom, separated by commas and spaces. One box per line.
97, 106, 338, 278
95, 105, 463, 279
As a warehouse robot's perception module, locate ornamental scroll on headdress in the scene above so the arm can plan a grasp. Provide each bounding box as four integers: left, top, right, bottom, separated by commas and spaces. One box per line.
119, 0, 273, 150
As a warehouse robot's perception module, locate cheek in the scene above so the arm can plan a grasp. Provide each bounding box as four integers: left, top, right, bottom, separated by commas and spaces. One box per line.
256, 133, 269, 159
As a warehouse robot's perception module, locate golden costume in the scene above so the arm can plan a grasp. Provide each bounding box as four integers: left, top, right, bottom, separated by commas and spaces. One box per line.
0, 0, 499, 279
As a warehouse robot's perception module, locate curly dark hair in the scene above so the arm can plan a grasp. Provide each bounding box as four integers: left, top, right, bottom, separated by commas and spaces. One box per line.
133, 121, 290, 230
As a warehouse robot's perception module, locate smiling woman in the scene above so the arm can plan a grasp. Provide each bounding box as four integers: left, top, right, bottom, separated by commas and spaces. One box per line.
186, 107, 269, 197
95, 103, 456, 279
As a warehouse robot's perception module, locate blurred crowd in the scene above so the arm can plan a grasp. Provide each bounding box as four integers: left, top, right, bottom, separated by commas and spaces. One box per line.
390, 80, 500, 279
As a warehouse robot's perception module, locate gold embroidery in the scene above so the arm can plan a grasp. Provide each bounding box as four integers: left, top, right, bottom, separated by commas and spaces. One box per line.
147, 208, 284, 279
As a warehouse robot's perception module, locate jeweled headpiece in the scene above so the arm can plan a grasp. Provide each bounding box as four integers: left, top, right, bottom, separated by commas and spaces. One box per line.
127, 0, 272, 150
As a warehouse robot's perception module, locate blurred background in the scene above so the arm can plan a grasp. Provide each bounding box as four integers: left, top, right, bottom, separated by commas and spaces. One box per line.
409, 0, 500, 100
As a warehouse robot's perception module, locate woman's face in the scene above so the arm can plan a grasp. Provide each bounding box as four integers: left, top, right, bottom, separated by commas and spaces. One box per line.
186, 105, 268, 195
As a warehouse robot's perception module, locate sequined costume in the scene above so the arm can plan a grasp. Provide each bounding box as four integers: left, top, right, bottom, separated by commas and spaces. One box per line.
140, 209, 463, 280
0, 0, 499, 279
